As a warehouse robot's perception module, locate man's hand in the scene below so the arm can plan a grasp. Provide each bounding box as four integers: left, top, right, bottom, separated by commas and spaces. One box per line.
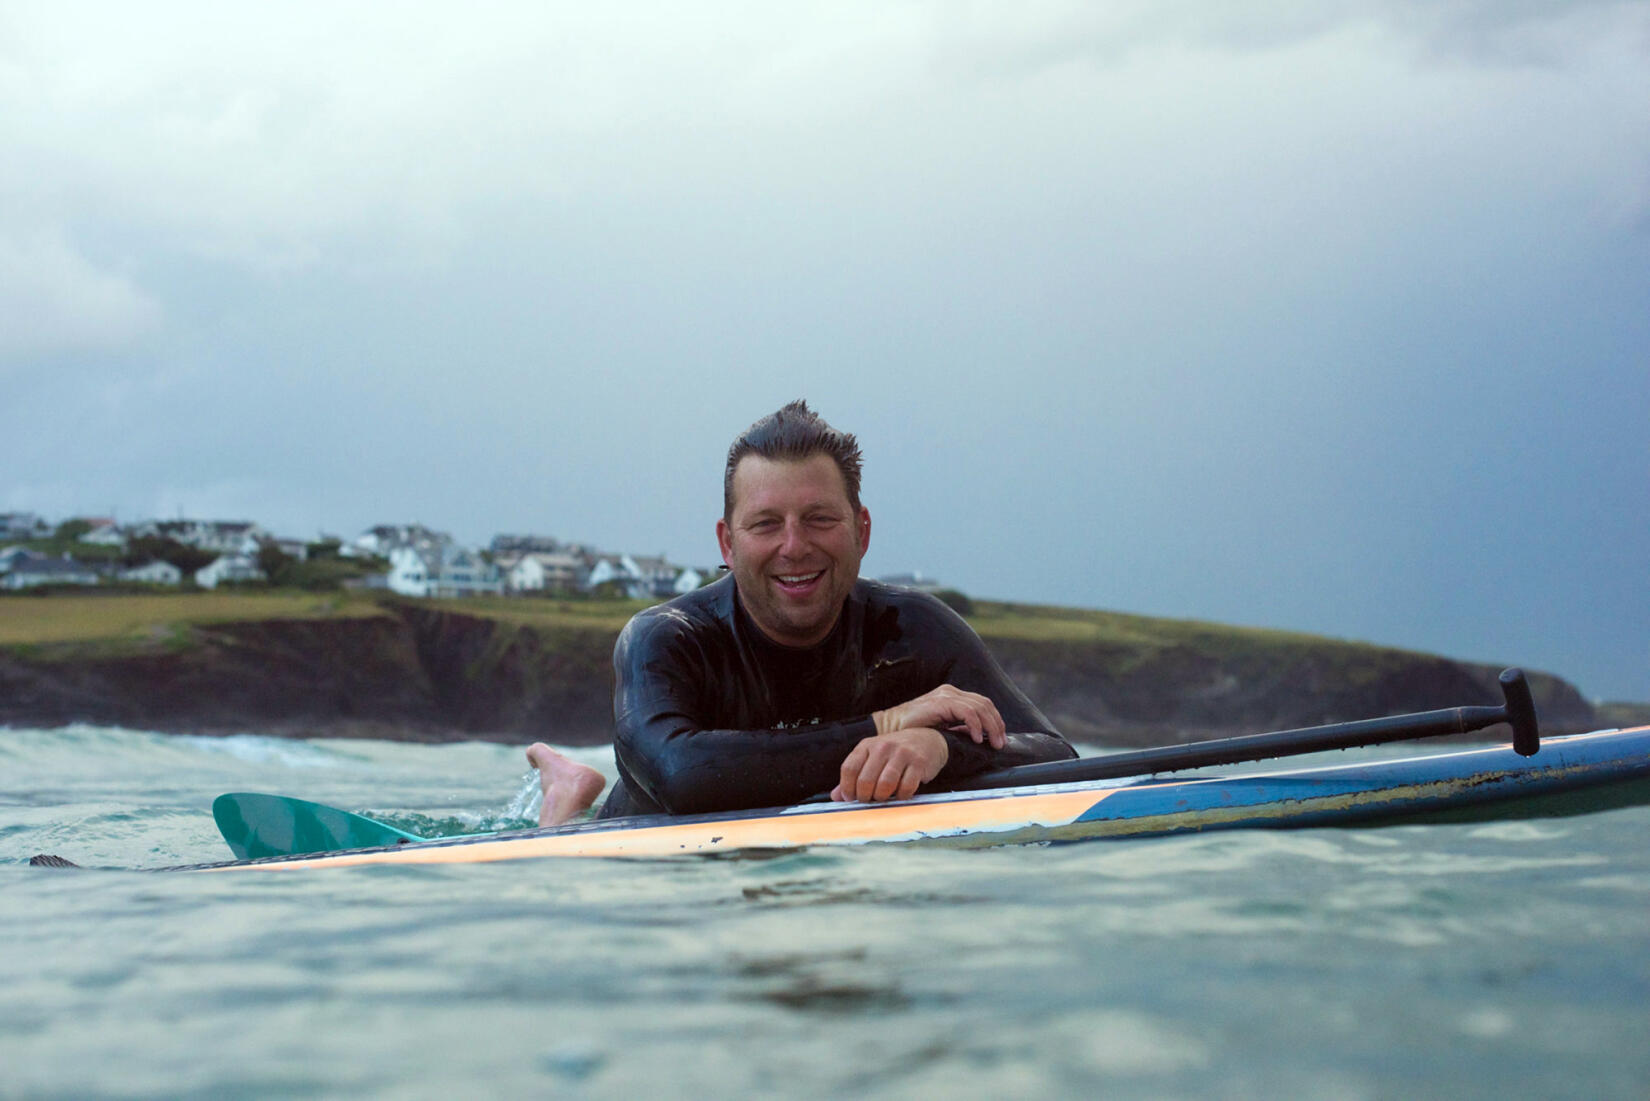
831, 727, 949, 803
873, 684, 1007, 749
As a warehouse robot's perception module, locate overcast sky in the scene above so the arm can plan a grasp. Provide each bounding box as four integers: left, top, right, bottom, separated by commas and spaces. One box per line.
3, 2, 1646, 701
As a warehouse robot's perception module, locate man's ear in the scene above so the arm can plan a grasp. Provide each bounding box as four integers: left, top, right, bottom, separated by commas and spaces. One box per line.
857, 506, 871, 555
716, 517, 734, 567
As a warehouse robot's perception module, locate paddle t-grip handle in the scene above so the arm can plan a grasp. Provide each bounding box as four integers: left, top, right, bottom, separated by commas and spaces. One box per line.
1499, 667, 1540, 757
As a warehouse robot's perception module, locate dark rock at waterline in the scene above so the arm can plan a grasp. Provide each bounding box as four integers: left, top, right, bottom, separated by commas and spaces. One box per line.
0, 603, 1602, 746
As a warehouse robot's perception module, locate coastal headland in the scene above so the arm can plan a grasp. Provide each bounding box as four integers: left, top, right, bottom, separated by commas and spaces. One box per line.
0, 591, 1629, 746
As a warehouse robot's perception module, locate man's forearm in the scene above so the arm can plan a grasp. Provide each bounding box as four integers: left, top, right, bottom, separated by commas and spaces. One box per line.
931, 730, 1077, 787
617, 715, 881, 815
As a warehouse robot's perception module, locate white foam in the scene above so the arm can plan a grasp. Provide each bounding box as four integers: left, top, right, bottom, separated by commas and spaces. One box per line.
174, 733, 352, 770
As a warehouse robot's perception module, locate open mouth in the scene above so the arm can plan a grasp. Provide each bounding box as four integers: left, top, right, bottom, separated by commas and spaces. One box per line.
774, 569, 825, 593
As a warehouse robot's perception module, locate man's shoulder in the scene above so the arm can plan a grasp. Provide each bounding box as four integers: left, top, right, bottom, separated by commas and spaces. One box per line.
856, 577, 944, 612
620, 573, 734, 645
855, 579, 983, 646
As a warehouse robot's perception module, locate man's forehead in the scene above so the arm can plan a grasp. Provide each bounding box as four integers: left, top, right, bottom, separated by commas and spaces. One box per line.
730, 453, 852, 511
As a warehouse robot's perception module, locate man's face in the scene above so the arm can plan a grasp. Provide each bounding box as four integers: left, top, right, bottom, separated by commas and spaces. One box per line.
716, 452, 871, 648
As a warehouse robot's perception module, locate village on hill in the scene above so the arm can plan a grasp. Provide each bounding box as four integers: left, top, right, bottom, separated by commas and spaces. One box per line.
0, 511, 717, 600
0, 511, 949, 601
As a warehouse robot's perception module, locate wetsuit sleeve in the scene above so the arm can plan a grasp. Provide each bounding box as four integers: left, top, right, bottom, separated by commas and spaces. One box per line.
610, 613, 879, 815
904, 595, 1078, 786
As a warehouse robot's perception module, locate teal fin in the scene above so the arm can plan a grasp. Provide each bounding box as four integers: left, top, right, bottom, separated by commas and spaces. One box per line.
213, 793, 428, 859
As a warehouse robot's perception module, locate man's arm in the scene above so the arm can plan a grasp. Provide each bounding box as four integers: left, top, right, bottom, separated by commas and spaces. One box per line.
611, 612, 880, 814
879, 592, 1077, 788
610, 592, 1075, 814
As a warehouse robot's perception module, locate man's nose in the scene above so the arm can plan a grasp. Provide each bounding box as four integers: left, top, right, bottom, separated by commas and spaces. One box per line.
778, 517, 809, 556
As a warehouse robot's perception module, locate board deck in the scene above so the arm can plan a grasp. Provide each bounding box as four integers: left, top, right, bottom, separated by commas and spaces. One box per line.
188, 725, 1650, 873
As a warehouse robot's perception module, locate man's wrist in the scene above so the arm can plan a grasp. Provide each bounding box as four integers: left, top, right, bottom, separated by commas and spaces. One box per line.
926, 726, 950, 769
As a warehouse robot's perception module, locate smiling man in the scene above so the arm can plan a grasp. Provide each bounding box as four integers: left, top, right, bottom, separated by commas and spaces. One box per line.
526, 400, 1075, 823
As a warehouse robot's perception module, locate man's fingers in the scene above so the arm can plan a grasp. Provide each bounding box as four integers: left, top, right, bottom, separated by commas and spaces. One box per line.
871, 758, 906, 802
855, 746, 894, 802
838, 730, 950, 803
839, 742, 869, 798
895, 765, 922, 801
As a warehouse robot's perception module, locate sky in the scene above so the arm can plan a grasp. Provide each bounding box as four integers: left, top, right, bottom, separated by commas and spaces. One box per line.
2, 2, 1647, 701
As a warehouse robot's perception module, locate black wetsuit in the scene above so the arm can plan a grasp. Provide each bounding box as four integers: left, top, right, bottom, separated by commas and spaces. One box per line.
597, 575, 1076, 817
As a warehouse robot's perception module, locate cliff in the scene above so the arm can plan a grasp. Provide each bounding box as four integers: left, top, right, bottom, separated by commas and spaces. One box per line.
0, 597, 1604, 746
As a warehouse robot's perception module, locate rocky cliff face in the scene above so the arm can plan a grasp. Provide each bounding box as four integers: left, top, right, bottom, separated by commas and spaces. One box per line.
0, 605, 1602, 746
986, 637, 1596, 747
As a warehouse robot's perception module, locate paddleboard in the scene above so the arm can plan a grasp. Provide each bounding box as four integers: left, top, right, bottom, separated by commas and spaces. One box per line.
189, 725, 1650, 873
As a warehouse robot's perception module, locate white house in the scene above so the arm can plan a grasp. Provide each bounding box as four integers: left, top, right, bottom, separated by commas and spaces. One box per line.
629, 555, 686, 598
586, 554, 705, 599
491, 533, 564, 556
354, 524, 448, 558
0, 513, 47, 541
0, 546, 40, 574
194, 554, 266, 589
80, 521, 127, 547
195, 522, 261, 554
878, 572, 945, 593
269, 537, 309, 561
386, 545, 433, 596
505, 554, 544, 593
430, 546, 503, 598
2, 556, 101, 590
505, 550, 589, 594
133, 520, 264, 555
384, 543, 502, 598
118, 560, 183, 586
586, 554, 646, 598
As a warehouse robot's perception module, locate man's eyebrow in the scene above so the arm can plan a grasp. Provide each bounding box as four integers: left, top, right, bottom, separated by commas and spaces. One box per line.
746, 499, 845, 517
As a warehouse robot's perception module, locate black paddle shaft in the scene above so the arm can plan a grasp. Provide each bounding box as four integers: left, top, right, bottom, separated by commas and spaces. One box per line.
952, 667, 1542, 793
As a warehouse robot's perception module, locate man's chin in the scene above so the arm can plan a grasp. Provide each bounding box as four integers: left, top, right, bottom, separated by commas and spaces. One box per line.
764, 602, 837, 646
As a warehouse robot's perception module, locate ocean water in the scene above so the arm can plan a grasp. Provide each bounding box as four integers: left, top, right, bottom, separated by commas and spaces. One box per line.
2, 725, 1648, 1100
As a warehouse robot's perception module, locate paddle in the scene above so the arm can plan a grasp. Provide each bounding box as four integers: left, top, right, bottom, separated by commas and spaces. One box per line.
948, 666, 1540, 792
214, 668, 1540, 859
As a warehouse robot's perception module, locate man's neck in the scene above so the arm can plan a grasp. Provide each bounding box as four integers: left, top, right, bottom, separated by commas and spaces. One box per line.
732, 583, 849, 652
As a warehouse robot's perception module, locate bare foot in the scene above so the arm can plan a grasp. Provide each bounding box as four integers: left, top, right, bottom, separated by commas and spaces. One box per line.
526, 742, 607, 826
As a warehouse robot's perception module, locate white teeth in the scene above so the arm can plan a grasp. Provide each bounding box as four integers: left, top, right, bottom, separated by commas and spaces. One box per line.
778, 571, 823, 584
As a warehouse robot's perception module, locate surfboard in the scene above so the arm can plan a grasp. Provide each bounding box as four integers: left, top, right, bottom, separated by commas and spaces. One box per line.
189, 726, 1650, 873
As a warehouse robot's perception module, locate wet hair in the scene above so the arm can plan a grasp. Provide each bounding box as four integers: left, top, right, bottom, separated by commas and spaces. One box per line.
723, 400, 863, 519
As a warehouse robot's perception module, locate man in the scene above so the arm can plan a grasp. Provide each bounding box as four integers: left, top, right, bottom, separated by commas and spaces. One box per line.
526, 400, 1074, 824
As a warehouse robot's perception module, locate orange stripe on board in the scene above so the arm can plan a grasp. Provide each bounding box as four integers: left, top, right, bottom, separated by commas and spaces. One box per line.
212, 788, 1119, 872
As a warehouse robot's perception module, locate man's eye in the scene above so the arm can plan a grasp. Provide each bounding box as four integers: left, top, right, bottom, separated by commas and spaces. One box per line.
749, 519, 780, 532
807, 515, 840, 527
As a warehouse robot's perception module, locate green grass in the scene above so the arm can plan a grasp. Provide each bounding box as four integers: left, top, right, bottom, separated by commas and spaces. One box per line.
965, 598, 1401, 665
418, 594, 655, 632
0, 591, 389, 651
1598, 701, 1650, 728
0, 588, 1395, 652
0, 589, 1433, 682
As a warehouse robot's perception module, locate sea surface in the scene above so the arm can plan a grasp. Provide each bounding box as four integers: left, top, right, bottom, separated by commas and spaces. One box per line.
3, 724, 1648, 1100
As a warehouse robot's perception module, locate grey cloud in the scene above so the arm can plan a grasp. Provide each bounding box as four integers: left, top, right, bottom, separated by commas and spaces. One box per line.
932, 0, 1647, 79
0, 4, 1644, 699
0, 232, 161, 361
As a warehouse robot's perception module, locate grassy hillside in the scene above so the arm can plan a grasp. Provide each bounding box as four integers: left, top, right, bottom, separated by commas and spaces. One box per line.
0, 592, 388, 654
1, 591, 1371, 659
0, 591, 1556, 678
0, 591, 1619, 744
